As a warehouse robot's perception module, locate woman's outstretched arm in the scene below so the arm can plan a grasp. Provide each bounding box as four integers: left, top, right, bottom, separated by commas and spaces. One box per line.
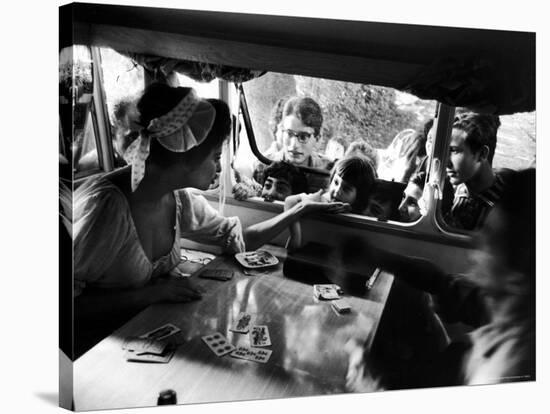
243, 191, 350, 251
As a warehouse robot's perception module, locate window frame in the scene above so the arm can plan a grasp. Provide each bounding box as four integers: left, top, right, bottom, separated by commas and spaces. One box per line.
226, 81, 473, 246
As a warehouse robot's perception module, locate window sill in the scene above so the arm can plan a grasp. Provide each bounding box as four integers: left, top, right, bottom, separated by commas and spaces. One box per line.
202, 193, 473, 248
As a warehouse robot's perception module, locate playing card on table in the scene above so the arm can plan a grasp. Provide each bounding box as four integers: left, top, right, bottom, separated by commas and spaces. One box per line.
230, 346, 272, 364
230, 312, 253, 333
139, 323, 181, 341
125, 347, 175, 363
313, 284, 342, 300
122, 337, 167, 355
201, 333, 235, 356
249, 325, 271, 347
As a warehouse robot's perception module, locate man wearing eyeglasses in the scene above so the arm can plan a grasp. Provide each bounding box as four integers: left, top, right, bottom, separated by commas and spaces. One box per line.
234, 97, 332, 201
266, 96, 332, 169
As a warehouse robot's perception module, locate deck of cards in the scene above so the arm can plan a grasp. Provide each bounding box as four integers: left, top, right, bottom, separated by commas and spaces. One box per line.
331, 298, 352, 314
199, 269, 234, 281
313, 284, 343, 300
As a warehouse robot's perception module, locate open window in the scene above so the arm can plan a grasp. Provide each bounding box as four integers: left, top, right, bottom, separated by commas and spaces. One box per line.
233, 71, 440, 225
66, 4, 535, 241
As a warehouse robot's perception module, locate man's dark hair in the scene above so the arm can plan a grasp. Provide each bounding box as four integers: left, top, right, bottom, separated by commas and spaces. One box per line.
453, 112, 501, 163
259, 161, 308, 195
282, 97, 323, 137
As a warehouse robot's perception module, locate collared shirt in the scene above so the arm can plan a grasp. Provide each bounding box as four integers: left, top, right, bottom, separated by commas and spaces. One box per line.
445, 170, 509, 231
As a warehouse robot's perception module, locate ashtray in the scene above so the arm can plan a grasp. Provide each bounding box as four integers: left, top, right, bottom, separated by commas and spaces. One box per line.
235, 250, 279, 269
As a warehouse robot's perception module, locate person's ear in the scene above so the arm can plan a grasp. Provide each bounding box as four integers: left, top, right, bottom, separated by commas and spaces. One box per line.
478, 145, 490, 162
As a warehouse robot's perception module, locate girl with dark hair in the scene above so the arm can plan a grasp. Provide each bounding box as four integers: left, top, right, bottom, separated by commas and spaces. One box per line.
285, 155, 376, 250
328, 156, 375, 213
73, 83, 347, 356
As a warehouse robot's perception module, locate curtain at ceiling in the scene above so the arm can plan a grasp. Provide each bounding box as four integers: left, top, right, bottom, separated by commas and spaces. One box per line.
119, 51, 266, 84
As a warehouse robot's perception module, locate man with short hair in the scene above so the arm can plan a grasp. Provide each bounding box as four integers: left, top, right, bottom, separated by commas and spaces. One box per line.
263, 96, 331, 169
445, 112, 511, 230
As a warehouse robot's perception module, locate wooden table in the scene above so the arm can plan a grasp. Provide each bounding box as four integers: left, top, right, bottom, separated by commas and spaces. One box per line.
73, 245, 393, 411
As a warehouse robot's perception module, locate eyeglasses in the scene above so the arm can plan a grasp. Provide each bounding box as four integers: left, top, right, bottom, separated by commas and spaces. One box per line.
283, 129, 315, 144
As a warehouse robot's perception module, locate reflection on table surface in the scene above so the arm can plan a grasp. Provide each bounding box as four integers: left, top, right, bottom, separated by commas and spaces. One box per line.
74, 245, 393, 411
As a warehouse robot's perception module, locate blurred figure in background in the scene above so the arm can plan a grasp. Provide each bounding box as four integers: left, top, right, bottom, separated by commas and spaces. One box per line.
324, 136, 348, 162
345, 139, 379, 173
346, 168, 535, 390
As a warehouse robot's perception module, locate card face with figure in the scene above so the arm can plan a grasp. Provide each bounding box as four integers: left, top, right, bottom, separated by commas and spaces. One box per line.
250, 325, 271, 347
139, 323, 181, 341
230, 312, 253, 333
202, 333, 235, 356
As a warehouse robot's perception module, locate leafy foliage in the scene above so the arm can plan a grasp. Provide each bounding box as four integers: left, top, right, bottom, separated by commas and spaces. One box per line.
298, 77, 419, 149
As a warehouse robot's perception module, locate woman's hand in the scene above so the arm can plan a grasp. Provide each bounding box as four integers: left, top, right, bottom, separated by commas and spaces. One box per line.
300, 191, 351, 215
148, 276, 203, 303
286, 190, 351, 215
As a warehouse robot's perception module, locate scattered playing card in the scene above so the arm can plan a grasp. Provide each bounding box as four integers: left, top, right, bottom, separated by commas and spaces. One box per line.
199, 269, 234, 281
122, 337, 167, 355
125, 346, 175, 363
230, 312, 253, 333
230, 346, 272, 364
313, 284, 342, 300
139, 323, 181, 341
250, 348, 272, 363
249, 325, 271, 347
331, 298, 352, 314
202, 333, 236, 356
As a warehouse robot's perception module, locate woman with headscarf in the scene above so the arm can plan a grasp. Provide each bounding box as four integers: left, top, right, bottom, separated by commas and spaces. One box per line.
73, 84, 347, 356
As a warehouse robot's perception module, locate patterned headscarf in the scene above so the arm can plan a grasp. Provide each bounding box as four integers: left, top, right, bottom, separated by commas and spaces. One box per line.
123, 88, 216, 191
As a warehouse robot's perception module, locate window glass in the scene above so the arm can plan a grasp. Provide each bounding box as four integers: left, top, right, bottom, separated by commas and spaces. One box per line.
439, 110, 536, 232
234, 72, 437, 223
99, 48, 145, 166
59, 45, 100, 177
